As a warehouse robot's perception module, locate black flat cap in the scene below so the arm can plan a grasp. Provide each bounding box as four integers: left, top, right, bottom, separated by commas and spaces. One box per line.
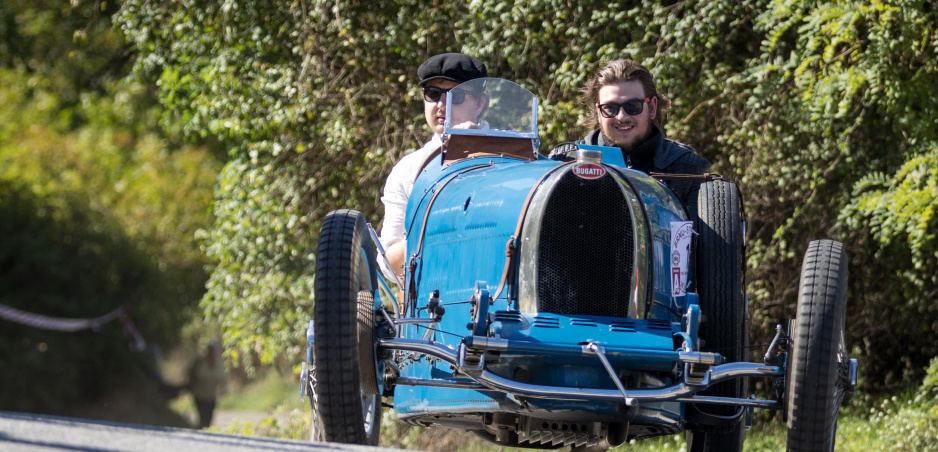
417, 53, 487, 87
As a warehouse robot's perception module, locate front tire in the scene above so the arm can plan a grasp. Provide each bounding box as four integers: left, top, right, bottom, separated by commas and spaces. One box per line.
687, 180, 747, 452
311, 209, 381, 445
786, 240, 849, 452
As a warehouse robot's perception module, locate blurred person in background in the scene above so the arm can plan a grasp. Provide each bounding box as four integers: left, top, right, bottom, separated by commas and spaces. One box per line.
186, 339, 228, 428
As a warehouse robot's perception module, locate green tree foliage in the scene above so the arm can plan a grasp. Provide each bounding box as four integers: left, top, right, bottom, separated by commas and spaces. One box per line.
840, 147, 938, 386
0, 73, 220, 411
0, 83, 220, 412
843, 149, 938, 291
115, 0, 475, 371
0, 0, 129, 107
0, 2, 220, 414
721, 0, 938, 385
118, 0, 937, 386
0, 177, 147, 413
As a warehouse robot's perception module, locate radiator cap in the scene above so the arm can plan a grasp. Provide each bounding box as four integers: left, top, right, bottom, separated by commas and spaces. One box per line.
576, 148, 602, 164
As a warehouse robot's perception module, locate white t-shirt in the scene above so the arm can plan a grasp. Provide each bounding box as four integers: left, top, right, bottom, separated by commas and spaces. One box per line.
378, 134, 442, 280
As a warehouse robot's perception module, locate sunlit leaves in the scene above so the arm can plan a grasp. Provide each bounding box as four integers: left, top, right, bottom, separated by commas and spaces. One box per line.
117, 0, 454, 371
841, 147, 938, 289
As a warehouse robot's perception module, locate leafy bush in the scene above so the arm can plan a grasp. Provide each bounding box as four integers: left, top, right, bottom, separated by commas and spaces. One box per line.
0, 68, 220, 413
858, 362, 938, 451
839, 147, 938, 386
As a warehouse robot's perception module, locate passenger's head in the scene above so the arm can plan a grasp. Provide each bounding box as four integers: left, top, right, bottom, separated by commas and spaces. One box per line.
418, 53, 488, 135
582, 59, 671, 152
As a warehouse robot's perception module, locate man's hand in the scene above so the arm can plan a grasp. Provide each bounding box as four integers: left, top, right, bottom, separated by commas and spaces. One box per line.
451, 121, 480, 129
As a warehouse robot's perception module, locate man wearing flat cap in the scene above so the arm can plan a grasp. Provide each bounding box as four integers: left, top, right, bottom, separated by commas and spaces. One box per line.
378, 53, 488, 281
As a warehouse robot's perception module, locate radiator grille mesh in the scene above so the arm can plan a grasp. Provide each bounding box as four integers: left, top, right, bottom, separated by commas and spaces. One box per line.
536, 172, 633, 317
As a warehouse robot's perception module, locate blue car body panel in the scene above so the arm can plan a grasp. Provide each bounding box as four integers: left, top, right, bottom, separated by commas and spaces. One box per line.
394, 152, 693, 422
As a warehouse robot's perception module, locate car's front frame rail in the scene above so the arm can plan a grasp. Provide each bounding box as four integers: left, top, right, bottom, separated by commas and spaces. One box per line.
377, 337, 784, 410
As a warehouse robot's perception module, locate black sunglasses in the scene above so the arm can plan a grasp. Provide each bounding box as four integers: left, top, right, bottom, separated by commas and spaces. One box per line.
422, 86, 472, 105
596, 98, 652, 118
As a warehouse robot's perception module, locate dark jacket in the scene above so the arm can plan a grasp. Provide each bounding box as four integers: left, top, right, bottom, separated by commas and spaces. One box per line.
548, 127, 710, 216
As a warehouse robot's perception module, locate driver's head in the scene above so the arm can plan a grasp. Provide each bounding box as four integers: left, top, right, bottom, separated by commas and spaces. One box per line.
418, 53, 488, 135
582, 59, 672, 152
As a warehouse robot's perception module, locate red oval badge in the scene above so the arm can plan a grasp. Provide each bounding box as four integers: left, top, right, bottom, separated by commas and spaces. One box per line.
572, 163, 606, 180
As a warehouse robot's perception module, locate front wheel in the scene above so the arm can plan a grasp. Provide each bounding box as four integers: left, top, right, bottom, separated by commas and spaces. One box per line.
307, 361, 380, 444
311, 209, 382, 445
687, 180, 747, 452
786, 240, 849, 452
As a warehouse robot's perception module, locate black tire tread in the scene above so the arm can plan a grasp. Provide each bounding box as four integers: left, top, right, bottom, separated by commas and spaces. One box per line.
313, 209, 379, 445
688, 180, 746, 451
786, 239, 848, 451
695, 180, 745, 369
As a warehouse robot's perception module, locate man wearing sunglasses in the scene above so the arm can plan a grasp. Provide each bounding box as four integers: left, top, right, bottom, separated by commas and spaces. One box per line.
378, 52, 488, 281
549, 59, 710, 212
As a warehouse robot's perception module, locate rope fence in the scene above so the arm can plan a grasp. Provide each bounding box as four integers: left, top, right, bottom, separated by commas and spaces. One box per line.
0, 304, 146, 351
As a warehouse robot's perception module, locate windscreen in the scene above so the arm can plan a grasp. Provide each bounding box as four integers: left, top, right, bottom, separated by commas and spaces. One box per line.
443, 77, 538, 141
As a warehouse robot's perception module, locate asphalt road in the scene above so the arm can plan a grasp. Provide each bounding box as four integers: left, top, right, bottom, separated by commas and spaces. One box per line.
0, 411, 392, 452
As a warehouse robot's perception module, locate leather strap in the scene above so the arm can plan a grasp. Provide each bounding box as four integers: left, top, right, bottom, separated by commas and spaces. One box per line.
489, 162, 574, 303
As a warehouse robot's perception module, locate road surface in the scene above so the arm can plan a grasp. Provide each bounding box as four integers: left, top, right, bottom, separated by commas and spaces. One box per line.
0, 411, 391, 452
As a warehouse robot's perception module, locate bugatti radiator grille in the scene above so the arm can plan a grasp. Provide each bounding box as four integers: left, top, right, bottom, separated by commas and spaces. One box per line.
537, 172, 633, 317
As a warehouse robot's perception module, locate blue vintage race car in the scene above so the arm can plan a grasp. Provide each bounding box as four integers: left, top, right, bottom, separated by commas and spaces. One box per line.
301, 79, 857, 452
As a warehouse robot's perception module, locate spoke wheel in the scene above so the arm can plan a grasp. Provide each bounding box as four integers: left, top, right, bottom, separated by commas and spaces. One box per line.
307, 363, 325, 442
311, 209, 381, 445
786, 239, 849, 452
